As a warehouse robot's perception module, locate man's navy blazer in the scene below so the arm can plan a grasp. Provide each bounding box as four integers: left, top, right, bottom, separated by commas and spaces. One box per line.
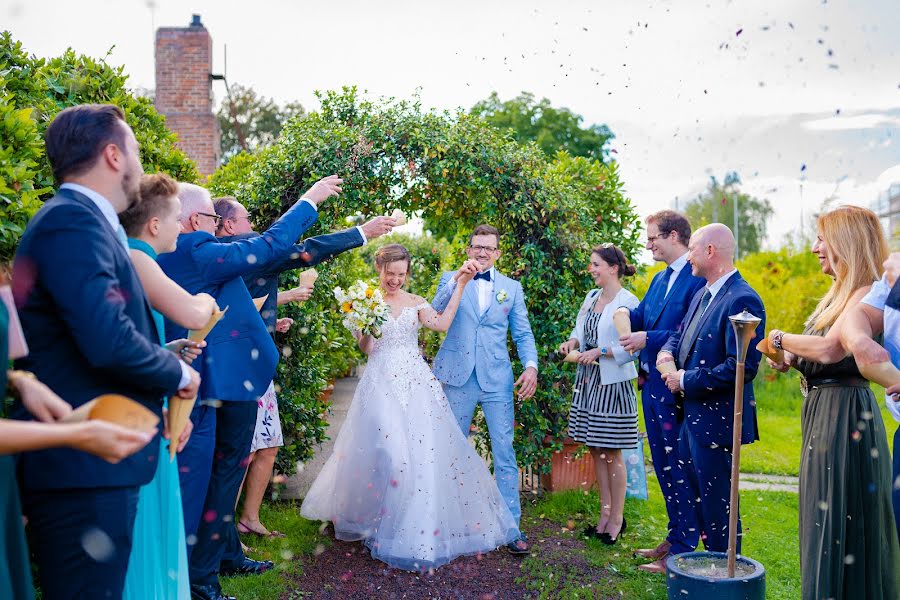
222, 227, 364, 334
157, 200, 317, 402
11, 187, 183, 491
629, 263, 706, 405
661, 272, 765, 448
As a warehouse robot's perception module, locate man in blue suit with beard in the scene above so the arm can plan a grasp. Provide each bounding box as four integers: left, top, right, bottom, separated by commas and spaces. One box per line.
658, 223, 765, 566
158, 177, 340, 600
11, 104, 200, 599
618, 210, 705, 573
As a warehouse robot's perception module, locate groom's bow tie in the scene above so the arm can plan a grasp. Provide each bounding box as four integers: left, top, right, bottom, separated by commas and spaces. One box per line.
474, 271, 492, 282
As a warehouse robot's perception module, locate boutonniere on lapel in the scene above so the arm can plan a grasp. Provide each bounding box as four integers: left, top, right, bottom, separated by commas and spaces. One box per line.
496, 290, 509, 304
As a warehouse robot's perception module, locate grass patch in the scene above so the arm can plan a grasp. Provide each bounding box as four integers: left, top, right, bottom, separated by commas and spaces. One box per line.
521, 484, 800, 599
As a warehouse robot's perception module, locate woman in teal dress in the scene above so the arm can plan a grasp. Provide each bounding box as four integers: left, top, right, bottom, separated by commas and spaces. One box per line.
119, 173, 217, 599
0, 277, 154, 599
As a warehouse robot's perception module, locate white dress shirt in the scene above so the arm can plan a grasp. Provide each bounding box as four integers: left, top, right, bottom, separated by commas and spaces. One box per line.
665, 252, 689, 297
679, 268, 738, 388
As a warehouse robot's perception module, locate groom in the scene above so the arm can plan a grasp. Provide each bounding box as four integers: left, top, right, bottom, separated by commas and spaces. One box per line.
432, 224, 538, 554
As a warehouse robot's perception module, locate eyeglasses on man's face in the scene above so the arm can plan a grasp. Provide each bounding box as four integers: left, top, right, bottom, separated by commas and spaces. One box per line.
469, 245, 498, 253
196, 212, 223, 225
646, 232, 671, 244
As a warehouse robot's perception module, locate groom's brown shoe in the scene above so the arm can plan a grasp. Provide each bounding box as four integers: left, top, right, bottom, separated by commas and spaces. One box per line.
637, 554, 671, 574
634, 539, 671, 560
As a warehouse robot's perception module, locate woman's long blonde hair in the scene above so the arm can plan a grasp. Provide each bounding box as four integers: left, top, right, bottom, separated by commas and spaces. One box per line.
807, 205, 887, 332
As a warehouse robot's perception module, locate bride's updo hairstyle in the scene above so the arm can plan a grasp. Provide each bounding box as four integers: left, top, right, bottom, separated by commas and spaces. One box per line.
374, 243, 412, 273
592, 243, 637, 279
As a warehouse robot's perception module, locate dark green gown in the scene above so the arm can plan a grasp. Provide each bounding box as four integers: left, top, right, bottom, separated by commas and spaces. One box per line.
797, 330, 900, 600
0, 298, 36, 599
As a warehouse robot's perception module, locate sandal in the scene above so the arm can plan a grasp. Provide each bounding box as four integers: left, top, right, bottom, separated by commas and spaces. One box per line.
238, 520, 286, 538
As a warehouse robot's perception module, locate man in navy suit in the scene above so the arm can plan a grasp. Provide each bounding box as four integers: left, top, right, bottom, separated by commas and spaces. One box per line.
212, 196, 396, 571
158, 179, 340, 600
618, 210, 705, 571
11, 104, 200, 599
657, 223, 765, 569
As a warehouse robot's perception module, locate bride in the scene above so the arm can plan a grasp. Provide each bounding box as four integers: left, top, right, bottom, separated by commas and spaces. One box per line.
301, 243, 518, 571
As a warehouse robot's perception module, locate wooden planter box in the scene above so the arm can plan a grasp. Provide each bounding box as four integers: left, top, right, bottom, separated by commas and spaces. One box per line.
541, 437, 598, 492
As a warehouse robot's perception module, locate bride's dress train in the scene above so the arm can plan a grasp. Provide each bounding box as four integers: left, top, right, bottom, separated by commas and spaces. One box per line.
301, 303, 517, 570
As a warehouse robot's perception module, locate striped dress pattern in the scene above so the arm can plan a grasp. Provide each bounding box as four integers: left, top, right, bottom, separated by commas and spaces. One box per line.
568, 310, 638, 449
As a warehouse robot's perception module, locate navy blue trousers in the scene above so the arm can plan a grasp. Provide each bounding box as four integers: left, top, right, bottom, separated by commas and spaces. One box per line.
23, 485, 139, 600
178, 402, 217, 557
641, 384, 698, 552
188, 400, 257, 586
675, 424, 742, 554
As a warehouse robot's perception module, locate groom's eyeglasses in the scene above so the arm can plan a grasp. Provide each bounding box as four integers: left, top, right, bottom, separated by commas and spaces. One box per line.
469, 245, 498, 253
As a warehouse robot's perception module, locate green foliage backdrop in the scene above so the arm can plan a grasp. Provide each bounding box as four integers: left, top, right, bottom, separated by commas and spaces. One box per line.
209, 87, 641, 474
0, 32, 198, 264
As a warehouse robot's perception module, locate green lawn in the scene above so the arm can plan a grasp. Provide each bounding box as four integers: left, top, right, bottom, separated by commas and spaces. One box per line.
520, 485, 800, 599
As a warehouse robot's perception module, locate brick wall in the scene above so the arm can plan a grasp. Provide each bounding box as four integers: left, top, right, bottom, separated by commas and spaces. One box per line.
155, 16, 221, 176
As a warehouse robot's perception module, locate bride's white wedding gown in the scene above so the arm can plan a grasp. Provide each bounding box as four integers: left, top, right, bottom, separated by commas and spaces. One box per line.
301, 302, 517, 571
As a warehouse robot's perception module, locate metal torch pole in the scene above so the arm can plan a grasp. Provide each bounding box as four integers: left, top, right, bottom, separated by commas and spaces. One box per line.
727, 310, 761, 578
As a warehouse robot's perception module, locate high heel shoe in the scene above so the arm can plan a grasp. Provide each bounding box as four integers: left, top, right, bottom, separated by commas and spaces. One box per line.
600, 517, 627, 545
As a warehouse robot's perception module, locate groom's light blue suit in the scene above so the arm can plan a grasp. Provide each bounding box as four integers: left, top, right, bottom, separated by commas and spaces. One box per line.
432, 269, 538, 529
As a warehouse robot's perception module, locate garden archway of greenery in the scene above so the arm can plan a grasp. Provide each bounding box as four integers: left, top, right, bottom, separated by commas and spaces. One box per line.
208, 87, 642, 474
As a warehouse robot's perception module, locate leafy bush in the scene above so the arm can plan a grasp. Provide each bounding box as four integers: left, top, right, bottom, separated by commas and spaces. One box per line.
0, 32, 197, 263
209, 87, 641, 474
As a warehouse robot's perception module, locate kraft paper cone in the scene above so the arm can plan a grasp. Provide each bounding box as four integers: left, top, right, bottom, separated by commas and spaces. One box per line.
253, 295, 269, 311
613, 307, 632, 337
62, 394, 159, 434
858, 361, 900, 389
298, 268, 318, 288
390, 209, 407, 226
167, 396, 197, 461
561, 350, 599, 366
756, 338, 784, 363
188, 306, 228, 343
656, 359, 678, 375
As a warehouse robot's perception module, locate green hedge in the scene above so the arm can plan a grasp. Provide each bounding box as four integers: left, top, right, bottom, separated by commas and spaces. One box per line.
208, 87, 641, 474
0, 32, 198, 263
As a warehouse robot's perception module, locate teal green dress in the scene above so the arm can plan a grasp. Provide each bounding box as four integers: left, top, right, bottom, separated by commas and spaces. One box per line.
123, 239, 191, 599
0, 300, 36, 600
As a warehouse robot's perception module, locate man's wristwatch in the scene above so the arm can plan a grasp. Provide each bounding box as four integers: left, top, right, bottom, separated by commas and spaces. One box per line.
600, 346, 608, 357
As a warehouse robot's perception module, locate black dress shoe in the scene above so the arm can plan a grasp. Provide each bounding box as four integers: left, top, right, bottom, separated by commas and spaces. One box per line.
506, 534, 530, 555
219, 556, 274, 576
601, 517, 627, 546
190, 583, 236, 600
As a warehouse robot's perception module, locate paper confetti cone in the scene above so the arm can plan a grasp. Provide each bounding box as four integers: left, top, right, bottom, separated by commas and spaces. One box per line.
390, 209, 407, 226
755, 338, 784, 363
656, 358, 678, 375
253, 295, 269, 311
613, 307, 632, 337
188, 306, 228, 343
167, 395, 196, 461
561, 350, 599, 366
858, 360, 900, 389
298, 268, 318, 288
61, 394, 159, 434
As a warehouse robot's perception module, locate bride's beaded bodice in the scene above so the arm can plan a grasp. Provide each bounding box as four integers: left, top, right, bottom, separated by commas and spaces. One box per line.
371, 303, 429, 355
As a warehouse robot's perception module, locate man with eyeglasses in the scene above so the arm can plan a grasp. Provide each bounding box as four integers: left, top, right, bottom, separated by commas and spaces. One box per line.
157, 177, 340, 600
432, 224, 538, 555
618, 210, 705, 573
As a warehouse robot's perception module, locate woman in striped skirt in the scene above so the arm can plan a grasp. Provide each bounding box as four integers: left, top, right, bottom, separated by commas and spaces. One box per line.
559, 243, 639, 545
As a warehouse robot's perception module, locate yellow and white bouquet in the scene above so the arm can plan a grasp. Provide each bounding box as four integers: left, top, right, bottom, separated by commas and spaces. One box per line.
334, 280, 390, 338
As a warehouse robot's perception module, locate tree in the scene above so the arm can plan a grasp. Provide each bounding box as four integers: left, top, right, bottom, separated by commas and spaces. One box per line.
683, 172, 774, 257
217, 83, 305, 162
471, 91, 614, 163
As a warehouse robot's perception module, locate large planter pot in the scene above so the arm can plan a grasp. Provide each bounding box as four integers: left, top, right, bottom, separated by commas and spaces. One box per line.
666, 552, 765, 600
540, 437, 597, 492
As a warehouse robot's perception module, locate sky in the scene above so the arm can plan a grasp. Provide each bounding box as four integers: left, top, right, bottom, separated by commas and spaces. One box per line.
4, 0, 900, 249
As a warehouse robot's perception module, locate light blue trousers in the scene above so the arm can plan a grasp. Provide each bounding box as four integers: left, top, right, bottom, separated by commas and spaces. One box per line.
442, 371, 521, 532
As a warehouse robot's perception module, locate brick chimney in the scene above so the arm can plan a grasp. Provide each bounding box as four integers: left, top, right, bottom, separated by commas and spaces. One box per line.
155, 14, 221, 176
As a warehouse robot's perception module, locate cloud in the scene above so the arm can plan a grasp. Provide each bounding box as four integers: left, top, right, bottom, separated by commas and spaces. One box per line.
803, 113, 900, 132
